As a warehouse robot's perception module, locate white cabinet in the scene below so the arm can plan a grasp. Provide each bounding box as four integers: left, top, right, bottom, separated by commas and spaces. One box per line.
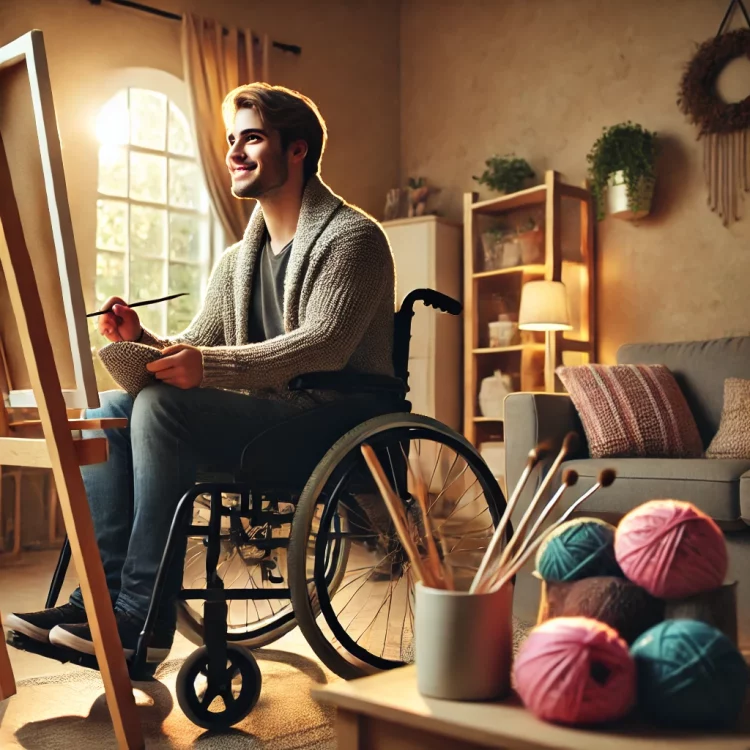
383, 216, 462, 431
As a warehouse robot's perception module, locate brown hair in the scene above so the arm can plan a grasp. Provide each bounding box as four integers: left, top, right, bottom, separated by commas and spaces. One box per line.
222, 82, 327, 181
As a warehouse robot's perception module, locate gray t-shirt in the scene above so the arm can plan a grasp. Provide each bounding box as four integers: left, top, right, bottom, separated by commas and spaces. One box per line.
247, 233, 293, 342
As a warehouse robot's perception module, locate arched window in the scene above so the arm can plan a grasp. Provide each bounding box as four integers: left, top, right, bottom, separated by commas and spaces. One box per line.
94, 88, 213, 336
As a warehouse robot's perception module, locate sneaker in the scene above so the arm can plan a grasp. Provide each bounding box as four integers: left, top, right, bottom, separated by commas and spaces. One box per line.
4, 603, 87, 643
49, 609, 173, 663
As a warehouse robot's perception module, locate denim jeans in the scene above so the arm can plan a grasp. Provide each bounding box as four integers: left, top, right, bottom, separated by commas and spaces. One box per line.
69, 384, 306, 631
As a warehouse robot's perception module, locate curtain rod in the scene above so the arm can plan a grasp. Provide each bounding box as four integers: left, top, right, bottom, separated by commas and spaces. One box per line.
88, 0, 302, 55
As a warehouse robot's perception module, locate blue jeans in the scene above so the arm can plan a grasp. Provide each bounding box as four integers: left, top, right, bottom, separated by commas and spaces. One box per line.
69, 384, 306, 631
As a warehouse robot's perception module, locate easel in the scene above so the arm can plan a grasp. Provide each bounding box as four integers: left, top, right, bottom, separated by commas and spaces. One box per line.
0, 31, 144, 748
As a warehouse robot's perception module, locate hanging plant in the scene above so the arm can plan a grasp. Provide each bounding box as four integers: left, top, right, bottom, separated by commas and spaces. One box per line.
586, 122, 658, 221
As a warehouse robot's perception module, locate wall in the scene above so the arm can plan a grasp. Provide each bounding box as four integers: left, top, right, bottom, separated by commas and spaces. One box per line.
0, 0, 400, 315
400, 0, 750, 363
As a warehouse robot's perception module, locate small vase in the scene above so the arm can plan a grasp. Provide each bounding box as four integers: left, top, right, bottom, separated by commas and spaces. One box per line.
606, 170, 655, 220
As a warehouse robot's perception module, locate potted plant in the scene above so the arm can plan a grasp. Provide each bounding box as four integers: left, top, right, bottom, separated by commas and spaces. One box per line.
473, 154, 535, 195
587, 122, 658, 220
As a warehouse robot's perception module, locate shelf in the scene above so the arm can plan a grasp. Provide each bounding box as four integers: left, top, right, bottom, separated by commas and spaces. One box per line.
473, 264, 546, 280
472, 345, 545, 354
471, 185, 547, 215
474, 417, 503, 423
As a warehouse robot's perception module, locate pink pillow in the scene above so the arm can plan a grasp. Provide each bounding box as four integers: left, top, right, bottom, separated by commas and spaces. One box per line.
556, 364, 703, 459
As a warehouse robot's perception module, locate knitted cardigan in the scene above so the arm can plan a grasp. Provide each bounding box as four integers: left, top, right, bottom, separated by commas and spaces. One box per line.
139, 175, 396, 397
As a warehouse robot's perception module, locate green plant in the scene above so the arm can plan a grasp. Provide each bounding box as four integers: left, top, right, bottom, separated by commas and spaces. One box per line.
586, 122, 658, 220
473, 154, 535, 194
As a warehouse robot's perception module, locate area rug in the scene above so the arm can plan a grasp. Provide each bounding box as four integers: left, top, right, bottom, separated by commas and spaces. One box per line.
0, 620, 531, 749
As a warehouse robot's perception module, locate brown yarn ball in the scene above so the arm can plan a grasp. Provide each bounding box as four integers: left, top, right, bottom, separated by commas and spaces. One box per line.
541, 576, 665, 645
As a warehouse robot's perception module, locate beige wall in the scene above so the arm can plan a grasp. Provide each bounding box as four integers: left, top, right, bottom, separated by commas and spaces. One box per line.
0, 0, 400, 313
400, 0, 750, 363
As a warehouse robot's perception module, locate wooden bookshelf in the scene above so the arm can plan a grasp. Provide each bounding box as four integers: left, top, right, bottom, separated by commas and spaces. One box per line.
463, 170, 596, 448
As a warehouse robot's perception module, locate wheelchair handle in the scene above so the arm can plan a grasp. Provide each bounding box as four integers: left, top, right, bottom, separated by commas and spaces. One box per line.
400, 289, 462, 317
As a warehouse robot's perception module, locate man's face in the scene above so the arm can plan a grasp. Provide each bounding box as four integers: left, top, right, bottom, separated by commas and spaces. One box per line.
225, 107, 288, 199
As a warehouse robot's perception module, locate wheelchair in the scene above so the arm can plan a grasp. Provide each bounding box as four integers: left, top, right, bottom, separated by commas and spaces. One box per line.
7, 288, 512, 730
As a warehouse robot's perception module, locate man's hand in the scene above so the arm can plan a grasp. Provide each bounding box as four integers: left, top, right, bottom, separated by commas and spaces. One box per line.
99, 296, 142, 343
146, 344, 203, 389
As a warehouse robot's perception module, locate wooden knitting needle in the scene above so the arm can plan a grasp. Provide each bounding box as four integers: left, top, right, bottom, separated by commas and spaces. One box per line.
360, 444, 437, 588
487, 469, 616, 593
469, 441, 552, 594
405, 450, 452, 589
492, 432, 579, 581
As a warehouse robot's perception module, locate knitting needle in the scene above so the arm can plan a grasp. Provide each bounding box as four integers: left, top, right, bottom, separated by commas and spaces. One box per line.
487, 469, 617, 593
405, 450, 450, 588
491, 432, 579, 583
86, 292, 189, 318
469, 441, 552, 594
360, 444, 436, 587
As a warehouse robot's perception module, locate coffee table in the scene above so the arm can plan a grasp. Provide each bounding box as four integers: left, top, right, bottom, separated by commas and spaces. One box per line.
312, 665, 750, 749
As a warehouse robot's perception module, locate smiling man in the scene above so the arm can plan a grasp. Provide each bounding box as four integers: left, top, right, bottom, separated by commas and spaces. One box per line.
5, 83, 396, 663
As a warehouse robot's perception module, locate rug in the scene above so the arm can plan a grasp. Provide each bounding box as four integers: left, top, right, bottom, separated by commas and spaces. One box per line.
0, 620, 531, 749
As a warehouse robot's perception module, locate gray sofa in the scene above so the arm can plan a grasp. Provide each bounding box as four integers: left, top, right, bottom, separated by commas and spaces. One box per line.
504, 336, 750, 650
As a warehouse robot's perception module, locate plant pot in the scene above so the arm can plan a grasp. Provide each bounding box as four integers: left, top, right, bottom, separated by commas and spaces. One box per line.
516, 228, 544, 264
606, 170, 655, 220
480, 232, 505, 270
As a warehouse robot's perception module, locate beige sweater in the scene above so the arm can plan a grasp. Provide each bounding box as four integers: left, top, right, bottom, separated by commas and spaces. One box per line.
140, 175, 396, 396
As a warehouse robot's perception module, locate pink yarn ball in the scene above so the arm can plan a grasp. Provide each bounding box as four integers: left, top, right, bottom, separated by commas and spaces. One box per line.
614, 499, 727, 599
513, 617, 636, 725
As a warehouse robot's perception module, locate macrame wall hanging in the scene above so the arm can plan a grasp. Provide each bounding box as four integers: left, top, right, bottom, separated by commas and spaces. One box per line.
677, 0, 750, 226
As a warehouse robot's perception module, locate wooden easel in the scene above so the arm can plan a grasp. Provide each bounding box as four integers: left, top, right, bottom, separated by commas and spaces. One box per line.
0, 31, 143, 749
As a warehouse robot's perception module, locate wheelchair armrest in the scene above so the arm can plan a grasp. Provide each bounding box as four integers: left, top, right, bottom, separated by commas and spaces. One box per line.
288, 371, 408, 396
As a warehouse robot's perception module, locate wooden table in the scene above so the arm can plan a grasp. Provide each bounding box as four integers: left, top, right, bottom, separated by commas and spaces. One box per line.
312, 665, 750, 750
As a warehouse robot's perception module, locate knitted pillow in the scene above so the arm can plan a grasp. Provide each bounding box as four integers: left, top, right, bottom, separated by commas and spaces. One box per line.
97, 341, 163, 398
556, 364, 703, 459
706, 378, 750, 459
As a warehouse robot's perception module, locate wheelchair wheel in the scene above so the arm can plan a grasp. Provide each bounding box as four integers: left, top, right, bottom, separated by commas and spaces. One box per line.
178, 493, 350, 648
176, 644, 261, 730
288, 413, 508, 680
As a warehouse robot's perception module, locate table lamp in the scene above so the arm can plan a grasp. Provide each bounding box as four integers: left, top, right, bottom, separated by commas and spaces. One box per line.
518, 280, 572, 389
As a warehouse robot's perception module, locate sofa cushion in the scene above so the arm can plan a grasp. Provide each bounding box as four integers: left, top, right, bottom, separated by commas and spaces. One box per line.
617, 336, 750, 449
556, 364, 703, 459
706, 378, 750, 459
557, 458, 750, 527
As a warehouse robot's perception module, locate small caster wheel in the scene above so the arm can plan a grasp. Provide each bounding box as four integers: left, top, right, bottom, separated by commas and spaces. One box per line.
176, 644, 261, 730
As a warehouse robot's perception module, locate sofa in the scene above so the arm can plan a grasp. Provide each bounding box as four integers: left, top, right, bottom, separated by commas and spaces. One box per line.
504, 336, 750, 651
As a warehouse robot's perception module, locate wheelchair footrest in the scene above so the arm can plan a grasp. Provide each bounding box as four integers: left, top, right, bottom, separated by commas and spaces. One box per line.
6, 630, 158, 681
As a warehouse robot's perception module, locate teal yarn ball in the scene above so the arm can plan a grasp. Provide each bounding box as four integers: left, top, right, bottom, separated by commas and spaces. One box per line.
536, 518, 623, 582
631, 619, 748, 728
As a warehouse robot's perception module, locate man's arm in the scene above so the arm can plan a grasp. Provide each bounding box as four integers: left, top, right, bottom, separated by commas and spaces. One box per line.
198, 224, 393, 392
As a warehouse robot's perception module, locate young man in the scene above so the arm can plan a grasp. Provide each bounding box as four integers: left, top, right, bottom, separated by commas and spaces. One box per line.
5, 83, 396, 662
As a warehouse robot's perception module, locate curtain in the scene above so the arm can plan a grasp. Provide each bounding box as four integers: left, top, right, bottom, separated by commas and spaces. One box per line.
181, 13, 271, 243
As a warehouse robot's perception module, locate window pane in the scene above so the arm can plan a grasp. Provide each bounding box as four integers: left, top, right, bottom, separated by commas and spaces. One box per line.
169, 159, 207, 210
95, 251, 126, 308
168, 262, 202, 334
130, 258, 165, 332
130, 152, 167, 203
130, 88, 167, 151
98, 145, 127, 197
96, 89, 129, 146
168, 101, 194, 157
96, 199, 128, 251
131, 205, 166, 258
169, 213, 208, 263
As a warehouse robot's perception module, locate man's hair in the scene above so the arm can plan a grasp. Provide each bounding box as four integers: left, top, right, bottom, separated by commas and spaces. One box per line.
222, 83, 327, 181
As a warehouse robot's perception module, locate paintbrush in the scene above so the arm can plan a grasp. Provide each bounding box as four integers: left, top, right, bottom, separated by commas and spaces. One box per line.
87, 292, 189, 318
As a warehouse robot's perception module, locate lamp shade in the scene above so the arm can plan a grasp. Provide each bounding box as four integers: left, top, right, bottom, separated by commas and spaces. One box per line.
518, 280, 572, 331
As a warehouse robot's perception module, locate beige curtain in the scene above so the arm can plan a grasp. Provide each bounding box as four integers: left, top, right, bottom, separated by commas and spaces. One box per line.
181, 13, 271, 243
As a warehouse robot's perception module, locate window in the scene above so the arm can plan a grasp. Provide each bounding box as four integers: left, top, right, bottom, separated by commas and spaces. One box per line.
94, 88, 213, 337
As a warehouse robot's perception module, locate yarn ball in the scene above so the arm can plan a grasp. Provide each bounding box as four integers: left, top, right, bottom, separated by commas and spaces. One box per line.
536, 518, 622, 582
541, 576, 665, 645
513, 616, 636, 725
631, 619, 748, 728
615, 499, 727, 599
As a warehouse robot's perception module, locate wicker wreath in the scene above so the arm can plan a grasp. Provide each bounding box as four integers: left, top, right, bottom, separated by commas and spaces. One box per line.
677, 28, 750, 136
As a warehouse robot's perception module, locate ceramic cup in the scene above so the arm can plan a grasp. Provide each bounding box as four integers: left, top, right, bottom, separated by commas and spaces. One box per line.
415, 580, 513, 701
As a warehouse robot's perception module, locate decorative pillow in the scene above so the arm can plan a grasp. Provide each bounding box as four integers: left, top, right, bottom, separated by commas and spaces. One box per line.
706, 378, 750, 459
556, 364, 703, 459
97, 341, 163, 398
